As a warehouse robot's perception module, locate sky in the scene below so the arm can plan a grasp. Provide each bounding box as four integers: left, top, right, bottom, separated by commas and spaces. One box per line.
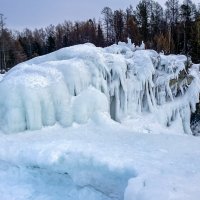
0, 0, 199, 31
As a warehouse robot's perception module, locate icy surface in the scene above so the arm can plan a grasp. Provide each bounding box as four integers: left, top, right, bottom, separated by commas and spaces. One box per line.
0, 115, 200, 200
0, 41, 199, 133
0, 40, 200, 134
0, 43, 200, 199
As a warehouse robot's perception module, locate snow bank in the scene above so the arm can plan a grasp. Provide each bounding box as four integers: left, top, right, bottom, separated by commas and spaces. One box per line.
0, 41, 199, 133
0, 119, 200, 200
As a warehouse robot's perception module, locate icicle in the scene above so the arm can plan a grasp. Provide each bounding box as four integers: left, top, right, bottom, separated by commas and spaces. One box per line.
0, 42, 199, 134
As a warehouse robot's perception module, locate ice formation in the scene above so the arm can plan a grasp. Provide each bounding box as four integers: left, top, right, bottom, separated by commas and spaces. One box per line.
0, 41, 199, 133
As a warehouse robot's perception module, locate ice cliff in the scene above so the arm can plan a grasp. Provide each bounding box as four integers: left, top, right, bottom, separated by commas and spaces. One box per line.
0, 40, 199, 133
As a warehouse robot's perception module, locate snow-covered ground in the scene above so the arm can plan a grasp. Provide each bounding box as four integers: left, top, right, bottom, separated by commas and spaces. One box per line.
0, 41, 200, 200
0, 114, 200, 200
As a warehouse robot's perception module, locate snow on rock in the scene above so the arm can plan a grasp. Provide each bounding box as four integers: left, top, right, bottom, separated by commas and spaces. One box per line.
0, 41, 199, 133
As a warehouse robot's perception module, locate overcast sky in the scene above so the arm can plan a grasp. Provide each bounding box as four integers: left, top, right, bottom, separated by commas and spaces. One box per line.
1, 0, 199, 30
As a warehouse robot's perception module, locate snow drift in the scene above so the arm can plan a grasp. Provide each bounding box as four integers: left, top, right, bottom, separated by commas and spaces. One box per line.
1, 119, 200, 200
0, 40, 199, 133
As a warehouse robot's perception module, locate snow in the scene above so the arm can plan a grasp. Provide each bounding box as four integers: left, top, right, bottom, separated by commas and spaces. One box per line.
0, 115, 200, 200
0, 41, 200, 199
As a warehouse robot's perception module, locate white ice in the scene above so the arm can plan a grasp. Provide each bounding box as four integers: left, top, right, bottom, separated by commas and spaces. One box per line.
0, 115, 200, 200
0, 41, 199, 200
0, 41, 199, 134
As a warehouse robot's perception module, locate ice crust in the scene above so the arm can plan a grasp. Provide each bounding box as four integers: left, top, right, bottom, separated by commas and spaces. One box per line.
0, 41, 199, 133
0, 117, 200, 200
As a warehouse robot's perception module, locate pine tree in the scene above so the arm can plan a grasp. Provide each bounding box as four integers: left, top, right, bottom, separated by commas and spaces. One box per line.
125, 11, 141, 45
45, 25, 56, 53
191, 16, 200, 63
113, 10, 125, 43
149, 1, 164, 48
135, 0, 150, 42
165, 0, 179, 53
101, 7, 114, 45
180, 0, 197, 55
96, 23, 104, 47
0, 14, 7, 72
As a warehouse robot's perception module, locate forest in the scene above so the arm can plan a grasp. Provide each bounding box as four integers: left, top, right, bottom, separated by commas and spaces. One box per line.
0, 0, 200, 73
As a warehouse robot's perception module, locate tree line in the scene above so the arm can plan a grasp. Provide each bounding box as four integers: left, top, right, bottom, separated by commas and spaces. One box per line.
0, 0, 200, 73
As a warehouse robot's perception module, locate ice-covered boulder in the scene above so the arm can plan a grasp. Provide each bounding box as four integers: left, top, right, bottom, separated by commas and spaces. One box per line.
0, 41, 199, 133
